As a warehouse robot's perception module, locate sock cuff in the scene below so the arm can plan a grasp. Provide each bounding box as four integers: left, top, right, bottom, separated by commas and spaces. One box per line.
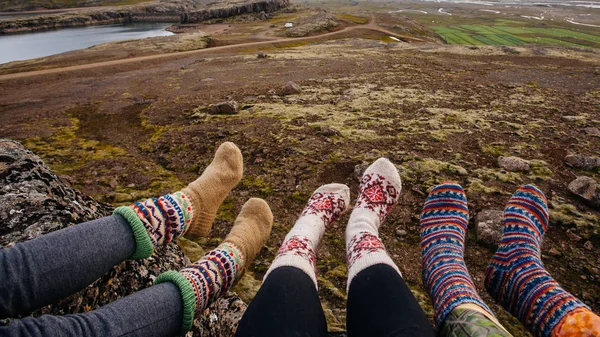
155, 270, 197, 335
113, 206, 154, 259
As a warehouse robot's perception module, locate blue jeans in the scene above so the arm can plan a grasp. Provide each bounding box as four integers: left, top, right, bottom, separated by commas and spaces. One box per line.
0, 215, 182, 336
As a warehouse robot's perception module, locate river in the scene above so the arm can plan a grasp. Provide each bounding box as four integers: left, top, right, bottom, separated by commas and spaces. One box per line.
0, 22, 174, 64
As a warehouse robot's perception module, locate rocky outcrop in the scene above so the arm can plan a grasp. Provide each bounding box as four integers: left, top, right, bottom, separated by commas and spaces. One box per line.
0, 11, 133, 34
1, 0, 288, 34
0, 139, 246, 336
285, 13, 339, 37
476, 209, 504, 246
564, 154, 600, 171
182, 0, 288, 23
210, 100, 239, 114
281, 81, 302, 95
568, 176, 600, 208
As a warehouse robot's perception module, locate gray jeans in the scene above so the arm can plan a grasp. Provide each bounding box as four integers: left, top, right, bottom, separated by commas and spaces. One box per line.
0, 215, 182, 336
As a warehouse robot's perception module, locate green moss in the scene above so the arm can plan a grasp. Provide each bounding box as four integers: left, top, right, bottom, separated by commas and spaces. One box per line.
467, 178, 510, 195
232, 271, 263, 304
317, 276, 347, 301
481, 143, 506, 157
291, 190, 311, 203
550, 201, 599, 238
336, 13, 369, 24
216, 199, 236, 222
242, 176, 273, 197
412, 159, 468, 176
528, 159, 553, 178
473, 168, 521, 183
177, 237, 205, 262
22, 117, 128, 175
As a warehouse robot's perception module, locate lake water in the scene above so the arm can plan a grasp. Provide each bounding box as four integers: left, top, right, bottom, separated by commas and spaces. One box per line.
0, 22, 174, 64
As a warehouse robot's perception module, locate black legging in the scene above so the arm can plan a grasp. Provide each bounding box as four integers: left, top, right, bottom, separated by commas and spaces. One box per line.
236, 264, 434, 337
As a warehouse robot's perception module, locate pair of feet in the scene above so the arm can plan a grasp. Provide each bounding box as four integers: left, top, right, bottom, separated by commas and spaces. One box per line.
115, 142, 274, 269
422, 183, 593, 337
265, 157, 403, 288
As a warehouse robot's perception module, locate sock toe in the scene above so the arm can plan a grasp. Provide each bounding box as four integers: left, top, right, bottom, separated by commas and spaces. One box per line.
362, 158, 402, 193
225, 198, 273, 268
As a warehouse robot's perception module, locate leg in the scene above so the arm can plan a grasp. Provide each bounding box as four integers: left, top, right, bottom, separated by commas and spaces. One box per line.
236, 266, 327, 337
345, 158, 434, 337
420, 183, 512, 336
0, 215, 135, 318
485, 185, 600, 337
0, 282, 182, 337
237, 183, 350, 337
347, 264, 434, 337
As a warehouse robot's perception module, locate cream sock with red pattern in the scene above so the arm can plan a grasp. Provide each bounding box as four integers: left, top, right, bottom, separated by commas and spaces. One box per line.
264, 183, 350, 288
346, 158, 402, 290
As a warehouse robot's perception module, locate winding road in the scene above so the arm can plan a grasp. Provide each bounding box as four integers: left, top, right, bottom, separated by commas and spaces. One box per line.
0, 15, 424, 81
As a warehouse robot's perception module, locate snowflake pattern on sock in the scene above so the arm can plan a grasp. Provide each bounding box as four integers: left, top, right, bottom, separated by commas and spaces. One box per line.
300, 191, 348, 228
273, 235, 316, 269
346, 231, 388, 270
355, 172, 399, 223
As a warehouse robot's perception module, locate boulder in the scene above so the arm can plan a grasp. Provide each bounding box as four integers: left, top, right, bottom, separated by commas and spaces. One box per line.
0, 139, 245, 336
280, 81, 301, 95
210, 100, 239, 115
319, 126, 341, 137
476, 209, 504, 246
568, 176, 600, 208
498, 156, 530, 172
564, 154, 600, 171
584, 127, 600, 136
561, 115, 585, 122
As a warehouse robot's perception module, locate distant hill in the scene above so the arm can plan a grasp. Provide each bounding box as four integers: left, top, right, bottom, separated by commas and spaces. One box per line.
0, 0, 153, 12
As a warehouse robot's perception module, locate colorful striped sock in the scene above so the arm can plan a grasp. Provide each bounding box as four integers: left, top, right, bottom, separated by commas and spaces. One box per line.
484, 185, 589, 337
346, 158, 402, 290
156, 242, 243, 334
420, 182, 494, 328
264, 183, 350, 288
114, 191, 193, 259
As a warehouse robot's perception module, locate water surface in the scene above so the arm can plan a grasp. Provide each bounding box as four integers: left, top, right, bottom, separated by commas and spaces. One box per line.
0, 22, 174, 64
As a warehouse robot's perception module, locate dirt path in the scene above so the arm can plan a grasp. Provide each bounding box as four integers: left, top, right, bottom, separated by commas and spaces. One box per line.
0, 21, 424, 81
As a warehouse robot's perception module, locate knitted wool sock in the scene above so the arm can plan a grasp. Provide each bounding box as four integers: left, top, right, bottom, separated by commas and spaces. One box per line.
346, 158, 402, 289
114, 142, 243, 259
420, 182, 494, 328
156, 198, 273, 334
484, 185, 590, 337
264, 183, 350, 288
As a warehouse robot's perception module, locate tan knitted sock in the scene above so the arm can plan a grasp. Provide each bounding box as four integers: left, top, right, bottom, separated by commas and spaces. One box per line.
224, 198, 273, 270
182, 142, 243, 238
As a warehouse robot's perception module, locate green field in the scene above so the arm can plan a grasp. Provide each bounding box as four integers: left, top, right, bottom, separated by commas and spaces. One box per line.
431, 23, 600, 48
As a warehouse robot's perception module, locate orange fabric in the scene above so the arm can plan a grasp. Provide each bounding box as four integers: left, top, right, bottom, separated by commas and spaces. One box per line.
553, 308, 600, 337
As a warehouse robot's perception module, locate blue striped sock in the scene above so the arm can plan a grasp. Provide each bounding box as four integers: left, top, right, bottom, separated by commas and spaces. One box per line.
484, 185, 589, 337
420, 182, 494, 328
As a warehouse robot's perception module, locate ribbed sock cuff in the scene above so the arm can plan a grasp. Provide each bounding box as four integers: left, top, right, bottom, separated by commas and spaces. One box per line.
155, 271, 197, 335
113, 206, 154, 259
